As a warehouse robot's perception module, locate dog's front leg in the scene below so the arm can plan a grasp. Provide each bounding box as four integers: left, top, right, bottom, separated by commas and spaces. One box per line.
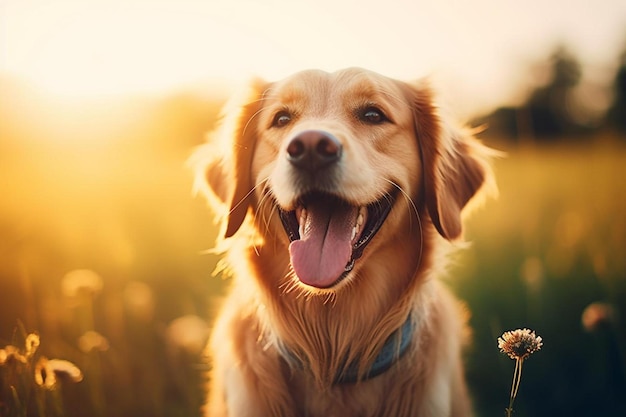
207, 310, 297, 417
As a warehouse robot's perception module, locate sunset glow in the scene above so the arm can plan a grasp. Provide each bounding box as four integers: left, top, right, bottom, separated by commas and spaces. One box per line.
2, 0, 625, 114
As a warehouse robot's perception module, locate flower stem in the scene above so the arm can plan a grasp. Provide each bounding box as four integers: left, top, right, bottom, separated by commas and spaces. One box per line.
512, 358, 524, 399
506, 358, 524, 416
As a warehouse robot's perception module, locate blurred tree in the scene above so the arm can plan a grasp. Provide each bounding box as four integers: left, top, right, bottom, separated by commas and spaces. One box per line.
476, 46, 592, 141
606, 48, 626, 133
525, 46, 583, 138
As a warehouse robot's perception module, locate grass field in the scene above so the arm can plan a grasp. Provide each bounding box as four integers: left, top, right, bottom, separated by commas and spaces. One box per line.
457, 139, 626, 417
1, 86, 625, 416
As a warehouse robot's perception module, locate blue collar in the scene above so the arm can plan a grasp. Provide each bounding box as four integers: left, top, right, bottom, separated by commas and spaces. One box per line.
282, 315, 416, 384
337, 315, 415, 383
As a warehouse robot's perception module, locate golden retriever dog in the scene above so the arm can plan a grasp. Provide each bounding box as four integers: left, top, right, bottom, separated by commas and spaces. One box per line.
193, 68, 495, 417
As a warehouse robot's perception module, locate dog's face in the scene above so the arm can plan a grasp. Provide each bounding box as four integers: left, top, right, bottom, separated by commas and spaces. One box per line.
196, 68, 491, 292
252, 69, 421, 289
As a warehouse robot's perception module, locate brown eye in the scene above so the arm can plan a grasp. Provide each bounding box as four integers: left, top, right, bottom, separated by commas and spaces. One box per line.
360, 107, 388, 124
272, 111, 292, 128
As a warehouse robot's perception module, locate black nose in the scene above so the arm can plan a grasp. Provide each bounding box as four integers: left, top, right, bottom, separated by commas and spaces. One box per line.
286, 130, 342, 172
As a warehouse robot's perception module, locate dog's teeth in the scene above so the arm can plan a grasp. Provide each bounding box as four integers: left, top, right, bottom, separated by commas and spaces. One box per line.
356, 211, 365, 229
298, 208, 307, 237
356, 208, 366, 229
299, 208, 307, 224
351, 207, 366, 241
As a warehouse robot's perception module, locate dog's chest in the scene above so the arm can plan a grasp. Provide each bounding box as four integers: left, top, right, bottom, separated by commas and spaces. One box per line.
287, 375, 384, 417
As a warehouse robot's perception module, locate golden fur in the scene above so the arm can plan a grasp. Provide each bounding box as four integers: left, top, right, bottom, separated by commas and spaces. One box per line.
193, 68, 496, 417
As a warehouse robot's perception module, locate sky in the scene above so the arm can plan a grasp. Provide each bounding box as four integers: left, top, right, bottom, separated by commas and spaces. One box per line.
1, 0, 626, 115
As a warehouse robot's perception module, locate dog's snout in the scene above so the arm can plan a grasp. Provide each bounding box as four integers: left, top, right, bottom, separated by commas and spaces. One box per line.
286, 130, 342, 171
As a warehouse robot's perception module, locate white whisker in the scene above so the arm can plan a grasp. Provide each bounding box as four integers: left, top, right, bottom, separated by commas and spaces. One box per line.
255, 179, 275, 237
241, 103, 268, 139
226, 179, 261, 219
382, 178, 424, 273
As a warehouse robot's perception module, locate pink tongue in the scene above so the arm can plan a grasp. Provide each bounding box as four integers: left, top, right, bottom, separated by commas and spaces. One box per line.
289, 201, 357, 288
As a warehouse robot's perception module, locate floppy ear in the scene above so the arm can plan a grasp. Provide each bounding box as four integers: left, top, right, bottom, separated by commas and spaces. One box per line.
405, 81, 496, 241
192, 78, 270, 238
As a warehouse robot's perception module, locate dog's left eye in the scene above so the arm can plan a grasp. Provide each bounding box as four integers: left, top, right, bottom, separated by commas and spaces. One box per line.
359, 107, 388, 125
271, 111, 292, 128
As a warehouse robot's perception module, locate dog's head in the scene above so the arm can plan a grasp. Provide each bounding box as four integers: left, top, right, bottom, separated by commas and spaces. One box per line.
194, 68, 494, 291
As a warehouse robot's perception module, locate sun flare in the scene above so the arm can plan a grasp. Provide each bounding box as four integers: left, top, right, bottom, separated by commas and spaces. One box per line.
1, 1, 299, 97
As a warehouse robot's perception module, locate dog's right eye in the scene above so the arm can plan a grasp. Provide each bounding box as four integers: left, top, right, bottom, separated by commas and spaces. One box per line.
272, 111, 292, 128
358, 106, 389, 125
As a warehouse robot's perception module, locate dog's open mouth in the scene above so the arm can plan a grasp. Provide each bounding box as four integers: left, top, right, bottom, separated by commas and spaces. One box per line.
278, 190, 397, 288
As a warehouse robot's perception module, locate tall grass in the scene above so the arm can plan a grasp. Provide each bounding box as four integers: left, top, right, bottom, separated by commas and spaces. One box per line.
456, 139, 626, 417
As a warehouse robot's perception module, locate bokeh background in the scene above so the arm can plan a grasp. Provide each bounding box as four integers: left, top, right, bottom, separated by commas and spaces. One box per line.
1, 0, 625, 416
